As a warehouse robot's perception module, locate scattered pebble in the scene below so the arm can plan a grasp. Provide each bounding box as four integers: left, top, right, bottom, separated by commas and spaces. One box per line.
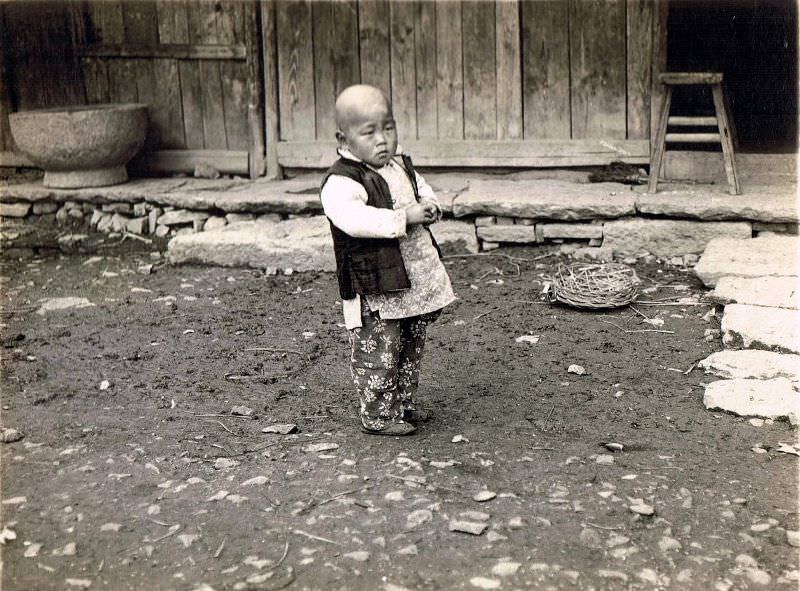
0, 527, 16, 544
178, 534, 200, 548
598, 569, 628, 582
515, 334, 540, 344
604, 442, 624, 452
595, 454, 614, 465
658, 536, 682, 552
744, 568, 771, 585
786, 530, 800, 547
397, 544, 418, 556
567, 364, 586, 375
100, 523, 121, 532
385, 491, 405, 502
449, 520, 488, 535
1, 496, 25, 506
460, 511, 490, 522
451, 435, 468, 443
23, 543, 42, 558
302, 443, 339, 453
213, 458, 240, 470
343, 550, 370, 562
241, 476, 269, 487
230, 406, 253, 417
406, 509, 433, 529
473, 490, 496, 503
629, 502, 655, 516
469, 576, 500, 589
491, 561, 521, 577
65, 579, 92, 588
1, 428, 24, 443
262, 424, 298, 435
99, 380, 111, 391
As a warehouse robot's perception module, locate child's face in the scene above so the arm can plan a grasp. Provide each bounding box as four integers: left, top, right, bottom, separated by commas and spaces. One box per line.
338, 98, 398, 168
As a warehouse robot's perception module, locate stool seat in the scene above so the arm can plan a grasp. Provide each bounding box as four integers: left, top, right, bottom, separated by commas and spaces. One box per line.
659, 72, 723, 85
649, 71, 741, 195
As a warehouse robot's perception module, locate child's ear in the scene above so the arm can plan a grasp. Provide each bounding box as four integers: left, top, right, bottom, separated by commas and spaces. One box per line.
335, 129, 346, 147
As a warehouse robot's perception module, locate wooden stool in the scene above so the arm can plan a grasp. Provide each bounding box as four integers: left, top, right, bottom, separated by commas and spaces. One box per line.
648, 72, 741, 195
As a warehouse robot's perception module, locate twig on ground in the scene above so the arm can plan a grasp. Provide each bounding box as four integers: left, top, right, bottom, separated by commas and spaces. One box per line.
635, 301, 708, 306
628, 304, 650, 320
245, 347, 304, 355
513, 299, 549, 305
530, 446, 556, 451
210, 420, 241, 437
121, 232, 153, 244
473, 308, 500, 321
684, 362, 698, 375
193, 413, 255, 420
387, 473, 464, 495
599, 319, 674, 334
150, 525, 181, 543
542, 404, 556, 427
585, 522, 623, 531
291, 529, 339, 545
213, 537, 226, 559
318, 485, 373, 507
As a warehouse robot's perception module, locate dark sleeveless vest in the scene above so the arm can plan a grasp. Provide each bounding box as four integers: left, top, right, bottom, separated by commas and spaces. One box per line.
321, 155, 437, 300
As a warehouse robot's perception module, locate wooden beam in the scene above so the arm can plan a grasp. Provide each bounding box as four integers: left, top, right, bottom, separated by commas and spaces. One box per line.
131, 149, 249, 174
244, 0, 265, 178
665, 133, 722, 143
78, 44, 247, 60
0, 151, 34, 168
276, 140, 650, 168
260, 0, 282, 178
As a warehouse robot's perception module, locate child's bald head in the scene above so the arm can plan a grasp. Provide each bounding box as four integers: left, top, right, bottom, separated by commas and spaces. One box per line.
334, 85, 397, 167
335, 85, 392, 131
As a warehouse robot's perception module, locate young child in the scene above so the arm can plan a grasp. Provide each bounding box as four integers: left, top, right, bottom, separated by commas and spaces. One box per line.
320, 84, 455, 436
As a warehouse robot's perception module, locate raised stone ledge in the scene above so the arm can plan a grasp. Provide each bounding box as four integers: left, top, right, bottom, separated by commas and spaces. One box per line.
636, 190, 798, 224
452, 180, 637, 220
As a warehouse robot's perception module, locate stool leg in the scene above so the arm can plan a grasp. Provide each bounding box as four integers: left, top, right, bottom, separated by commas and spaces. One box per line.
711, 83, 742, 195
648, 86, 672, 193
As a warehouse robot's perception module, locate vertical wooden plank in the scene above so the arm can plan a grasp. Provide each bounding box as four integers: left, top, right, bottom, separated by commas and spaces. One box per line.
220, 61, 249, 151
93, 0, 125, 44
390, 0, 417, 141
521, 0, 570, 139
435, 0, 463, 139
276, 0, 315, 140
650, 0, 669, 143
261, 0, 282, 177
82, 57, 110, 103
313, 1, 337, 140
178, 60, 204, 149
198, 59, 228, 149
107, 59, 139, 103
415, 1, 437, 139
495, 0, 522, 139
216, 0, 237, 46
627, 0, 654, 139
462, 0, 496, 139
123, 0, 158, 45
359, 0, 391, 94
569, 0, 627, 139
333, 0, 360, 94
134, 58, 161, 149
0, 4, 13, 151
188, 0, 219, 45
152, 59, 185, 148
156, 0, 189, 44
243, 0, 264, 177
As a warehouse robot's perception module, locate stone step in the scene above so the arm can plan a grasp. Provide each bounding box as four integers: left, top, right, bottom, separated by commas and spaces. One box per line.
698, 350, 800, 381
703, 378, 799, 419
636, 190, 798, 224
721, 303, 800, 354
709, 276, 799, 309
452, 179, 637, 220
694, 235, 800, 287
602, 219, 751, 257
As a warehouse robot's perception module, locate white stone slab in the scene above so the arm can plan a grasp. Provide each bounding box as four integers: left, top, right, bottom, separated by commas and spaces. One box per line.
602, 219, 751, 257
37, 297, 95, 315
721, 304, 800, 354
698, 350, 800, 381
703, 378, 799, 419
694, 235, 799, 287
167, 216, 335, 272
429, 220, 479, 254
476, 224, 538, 243
452, 180, 636, 220
710, 276, 800, 309
637, 190, 799, 224
540, 223, 603, 240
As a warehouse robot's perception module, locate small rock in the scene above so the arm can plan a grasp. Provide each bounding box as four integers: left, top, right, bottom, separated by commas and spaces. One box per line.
385, 491, 405, 502
658, 536, 682, 552
65, 579, 92, 588
397, 544, 418, 556
460, 511, 490, 522
406, 509, 433, 529
213, 458, 240, 470
515, 334, 540, 344
1, 428, 24, 443
507, 516, 525, 529
606, 533, 630, 547
735, 554, 758, 568
451, 434, 468, 443
750, 522, 774, 532
598, 570, 628, 582
262, 424, 298, 434
567, 364, 586, 375
486, 531, 507, 542
100, 523, 122, 532
604, 442, 624, 452
595, 454, 614, 465
473, 490, 496, 502
241, 476, 269, 487
744, 568, 771, 585
469, 576, 500, 589
491, 562, 521, 577
786, 530, 800, 547
194, 163, 221, 179
302, 442, 339, 453
230, 405, 253, 417
53, 542, 77, 556
449, 520, 488, 535
629, 502, 655, 516
178, 534, 200, 548
579, 527, 603, 549
99, 380, 111, 391
0, 527, 16, 544
343, 550, 370, 562
23, 543, 42, 558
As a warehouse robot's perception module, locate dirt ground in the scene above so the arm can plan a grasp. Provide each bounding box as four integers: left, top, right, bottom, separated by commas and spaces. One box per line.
1, 238, 798, 591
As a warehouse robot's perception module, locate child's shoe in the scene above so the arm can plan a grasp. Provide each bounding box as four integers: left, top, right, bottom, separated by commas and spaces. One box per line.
361, 420, 416, 436
403, 408, 432, 423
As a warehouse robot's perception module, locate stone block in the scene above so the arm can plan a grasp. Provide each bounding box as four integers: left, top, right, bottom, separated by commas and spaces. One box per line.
32, 202, 58, 215
753, 222, 798, 236
694, 235, 799, 287
0, 202, 31, 218
540, 223, 603, 240
573, 246, 614, 262
703, 378, 798, 419
55, 206, 69, 224
481, 241, 500, 252
474, 216, 496, 227
226, 213, 255, 224
126, 216, 148, 235
515, 218, 535, 226
710, 276, 800, 309
603, 219, 751, 258
258, 213, 282, 222
96, 212, 114, 233
148, 207, 163, 235
89, 209, 104, 228
167, 216, 335, 272
67, 208, 84, 219
204, 216, 228, 231
158, 209, 209, 226
476, 224, 538, 243
429, 220, 479, 254
155, 224, 170, 238
496, 216, 515, 225
453, 179, 637, 220
110, 212, 130, 232
102, 202, 133, 214
192, 218, 205, 232
722, 304, 800, 354
133, 202, 148, 217
698, 350, 800, 381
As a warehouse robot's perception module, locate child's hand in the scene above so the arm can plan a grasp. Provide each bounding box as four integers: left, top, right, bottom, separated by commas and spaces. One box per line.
406, 203, 437, 226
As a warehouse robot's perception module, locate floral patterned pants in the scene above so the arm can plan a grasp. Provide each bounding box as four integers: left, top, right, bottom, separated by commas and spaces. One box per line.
349, 305, 440, 430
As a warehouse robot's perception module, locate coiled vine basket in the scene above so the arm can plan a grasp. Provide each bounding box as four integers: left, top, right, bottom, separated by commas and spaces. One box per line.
548, 263, 640, 310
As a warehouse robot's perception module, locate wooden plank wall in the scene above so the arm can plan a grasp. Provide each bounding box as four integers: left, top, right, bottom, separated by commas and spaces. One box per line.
274, 0, 656, 147
78, 0, 253, 169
